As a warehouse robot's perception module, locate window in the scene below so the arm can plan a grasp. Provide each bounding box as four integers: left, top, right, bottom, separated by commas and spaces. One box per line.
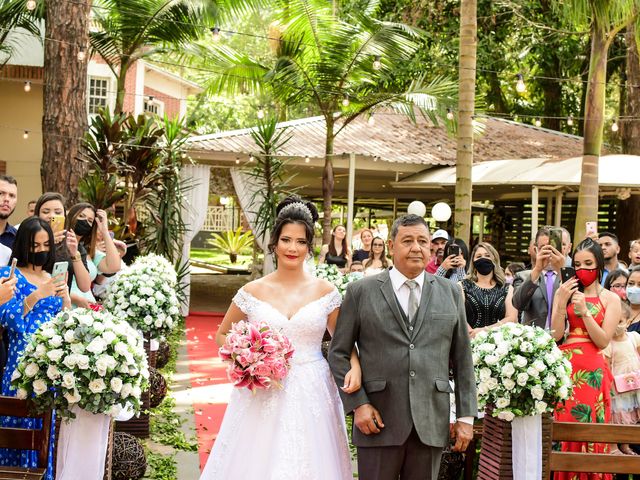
144, 98, 164, 116
88, 77, 109, 114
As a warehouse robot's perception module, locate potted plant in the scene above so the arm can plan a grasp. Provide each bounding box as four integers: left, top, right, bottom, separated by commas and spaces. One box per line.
208, 227, 254, 264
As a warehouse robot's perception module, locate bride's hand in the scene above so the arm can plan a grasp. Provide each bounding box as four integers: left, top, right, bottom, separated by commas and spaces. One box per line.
341, 366, 361, 393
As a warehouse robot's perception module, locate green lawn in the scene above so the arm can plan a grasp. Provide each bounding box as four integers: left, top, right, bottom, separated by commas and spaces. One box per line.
190, 248, 258, 267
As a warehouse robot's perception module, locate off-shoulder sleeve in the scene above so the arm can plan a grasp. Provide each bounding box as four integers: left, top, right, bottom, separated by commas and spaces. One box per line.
231, 288, 253, 316
325, 289, 342, 314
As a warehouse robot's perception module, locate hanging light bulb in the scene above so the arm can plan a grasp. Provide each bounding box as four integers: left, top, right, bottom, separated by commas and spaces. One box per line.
257, 107, 265, 119
304, 156, 310, 163
211, 27, 221, 42
372, 55, 382, 70
235, 158, 240, 164
249, 155, 255, 162
26, 0, 36, 11
23, 81, 31, 92
446, 108, 454, 121
342, 95, 350, 107
77, 48, 86, 61
516, 73, 526, 93
567, 116, 574, 126
611, 120, 619, 132
23, 130, 29, 140
535, 118, 541, 127
367, 114, 375, 126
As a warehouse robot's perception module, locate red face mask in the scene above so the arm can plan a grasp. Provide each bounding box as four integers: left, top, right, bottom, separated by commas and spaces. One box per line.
575, 268, 598, 287
611, 287, 627, 301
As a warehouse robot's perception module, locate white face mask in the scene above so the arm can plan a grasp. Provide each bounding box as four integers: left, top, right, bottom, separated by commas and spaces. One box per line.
627, 286, 640, 305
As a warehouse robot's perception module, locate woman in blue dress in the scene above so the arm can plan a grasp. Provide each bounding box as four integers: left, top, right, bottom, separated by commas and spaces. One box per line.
0, 217, 70, 478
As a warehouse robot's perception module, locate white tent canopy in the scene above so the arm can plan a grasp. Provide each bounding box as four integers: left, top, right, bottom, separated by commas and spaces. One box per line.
395, 154, 640, 189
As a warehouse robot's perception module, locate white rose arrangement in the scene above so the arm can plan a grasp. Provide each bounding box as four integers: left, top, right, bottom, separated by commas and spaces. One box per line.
471, 323, 573, 422
12, 308, 149, 420
314, 264, 360, 297
103, 254, 181, 335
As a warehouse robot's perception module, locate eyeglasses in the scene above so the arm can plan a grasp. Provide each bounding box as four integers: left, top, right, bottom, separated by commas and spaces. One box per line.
372, 243, 384, 247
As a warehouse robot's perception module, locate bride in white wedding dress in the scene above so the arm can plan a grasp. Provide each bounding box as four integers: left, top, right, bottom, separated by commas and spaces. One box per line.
200, 197, 360, 480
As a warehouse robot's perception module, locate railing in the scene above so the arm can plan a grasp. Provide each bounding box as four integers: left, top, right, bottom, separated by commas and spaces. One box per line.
201, 206, 239, 232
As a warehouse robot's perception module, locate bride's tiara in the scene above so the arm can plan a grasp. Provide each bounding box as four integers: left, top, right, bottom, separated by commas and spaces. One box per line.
278, 202, 313, 224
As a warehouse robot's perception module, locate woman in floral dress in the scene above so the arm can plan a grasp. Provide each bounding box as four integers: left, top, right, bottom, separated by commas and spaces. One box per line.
0, 218, 70, 478
550, 238, 620, 480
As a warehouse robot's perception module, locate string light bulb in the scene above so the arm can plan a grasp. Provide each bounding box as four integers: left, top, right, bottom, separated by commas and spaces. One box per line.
516, 73, 526, 93
249, 155, 255, 162
26, 0, 36, 11
235, 158, 240, 164
257, 107, 265, 119
211, 27, 221, 42
535, 118, 541, 127
446, 108, 454, 121
23, 81, 31, 92
342, 95, 350, 107
372, 56, 382, 70
567, 116, 574, 126
23, 130, 29, 140
304, 156, 310, 163
611, 120, 619, 132
367, 114, 375, 126
77, 48, 86, 61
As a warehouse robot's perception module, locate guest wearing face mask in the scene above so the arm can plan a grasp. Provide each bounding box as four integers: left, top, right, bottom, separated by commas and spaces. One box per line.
0, 217, 69, 478
551, 239, 620, 477
604, 269, 629, 303
459, 242, 518, 338
625, 267, 640, 334
65, 204, 121, 308
505, 262, 525, 285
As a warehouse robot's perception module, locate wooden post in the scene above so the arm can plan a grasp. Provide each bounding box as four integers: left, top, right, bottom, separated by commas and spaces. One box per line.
546, 192, 554, 226
532, 186, 539, 239
555, 190, 563, 226
346, 153, 356, 249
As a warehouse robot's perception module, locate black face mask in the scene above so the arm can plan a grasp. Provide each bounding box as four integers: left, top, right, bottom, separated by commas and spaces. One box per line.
29, 251, 49, 267
474, 257, 495, 276
73, 219, 93, 237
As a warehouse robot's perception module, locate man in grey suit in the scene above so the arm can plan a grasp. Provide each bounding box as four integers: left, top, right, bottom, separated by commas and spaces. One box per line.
512, 227, 567, 329
328, 214, 477, 480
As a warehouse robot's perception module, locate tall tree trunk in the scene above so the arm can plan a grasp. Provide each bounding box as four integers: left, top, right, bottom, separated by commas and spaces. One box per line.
454, 0, 477, 244
115, 59, 130, 114
540, 55, 562, 131
574, 25, 608, 243
618, 25, 640, 259
41, 0, 91, 203
322, 117, 335, 244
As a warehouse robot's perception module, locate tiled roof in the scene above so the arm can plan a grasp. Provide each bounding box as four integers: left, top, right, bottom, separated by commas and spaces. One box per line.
187, 112, 584, 165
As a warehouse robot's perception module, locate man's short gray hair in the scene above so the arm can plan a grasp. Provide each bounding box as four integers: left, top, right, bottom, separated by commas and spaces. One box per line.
390, 214, 430, 240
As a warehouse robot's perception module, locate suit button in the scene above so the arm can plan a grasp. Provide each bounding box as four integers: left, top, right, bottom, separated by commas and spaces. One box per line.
409, 370, 416, 377
409, 326, 414, 331
409, 344, 415, 350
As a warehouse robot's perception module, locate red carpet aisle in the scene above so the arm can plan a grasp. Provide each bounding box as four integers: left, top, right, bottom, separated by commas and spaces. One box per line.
185, 312, 230, 470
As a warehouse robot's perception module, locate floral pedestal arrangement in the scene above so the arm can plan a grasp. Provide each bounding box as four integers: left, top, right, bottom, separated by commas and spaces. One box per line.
471, 323, 573, 480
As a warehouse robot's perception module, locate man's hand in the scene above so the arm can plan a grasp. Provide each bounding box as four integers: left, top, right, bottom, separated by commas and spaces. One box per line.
354, 403, 384, 435
451, 421, 473, 452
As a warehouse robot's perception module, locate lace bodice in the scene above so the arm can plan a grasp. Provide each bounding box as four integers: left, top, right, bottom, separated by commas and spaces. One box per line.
232, 288, 342, 364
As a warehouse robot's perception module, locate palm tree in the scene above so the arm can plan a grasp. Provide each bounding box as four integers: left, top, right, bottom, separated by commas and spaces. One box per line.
204, 0, 457, 242
555, 0, 639, 241
89, 0, 210, 113
0, 0, 42, 64
454, 0, 477, 244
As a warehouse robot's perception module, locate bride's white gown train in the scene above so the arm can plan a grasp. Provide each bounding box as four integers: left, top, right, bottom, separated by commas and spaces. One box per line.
200, 288, 353, 480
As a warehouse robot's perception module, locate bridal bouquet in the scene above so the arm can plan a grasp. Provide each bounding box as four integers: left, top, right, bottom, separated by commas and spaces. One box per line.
219, 320, 294, 392
314, 264, 359, 297
471, 323, 573, 421
103, 256, 180, 336
12, 308, 149, 420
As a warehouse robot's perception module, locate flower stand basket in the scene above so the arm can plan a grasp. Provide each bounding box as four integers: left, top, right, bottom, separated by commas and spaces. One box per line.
111, 432, 147, 480
478, 407, 553, 480
145, 332, 157, 369
114, 389, 150, 438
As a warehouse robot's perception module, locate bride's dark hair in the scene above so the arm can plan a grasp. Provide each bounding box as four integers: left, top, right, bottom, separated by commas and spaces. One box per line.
268, 196, 319, 253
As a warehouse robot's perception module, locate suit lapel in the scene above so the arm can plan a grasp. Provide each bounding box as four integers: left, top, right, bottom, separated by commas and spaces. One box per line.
379, 272, 411, 339
411, 273, 434, 339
